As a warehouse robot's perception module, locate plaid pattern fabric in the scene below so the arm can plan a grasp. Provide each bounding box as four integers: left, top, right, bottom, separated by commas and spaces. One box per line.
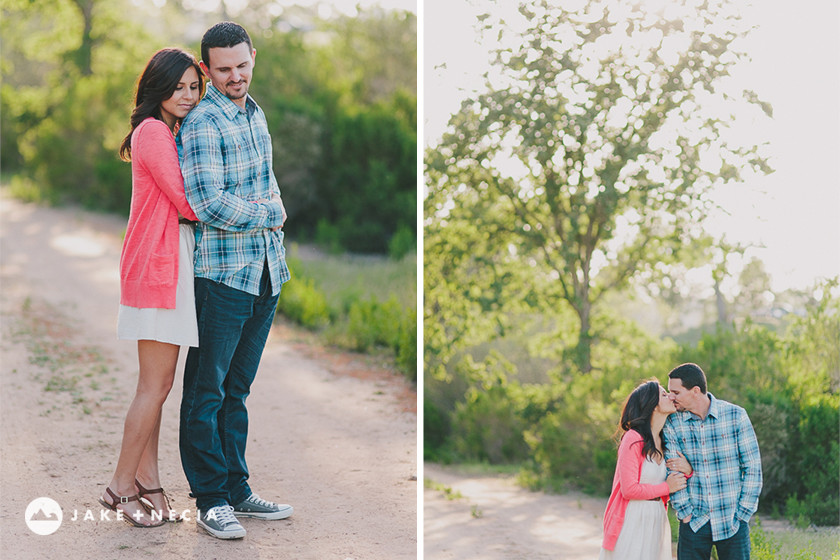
663, 393, 763, 541
177, 85, 290, 296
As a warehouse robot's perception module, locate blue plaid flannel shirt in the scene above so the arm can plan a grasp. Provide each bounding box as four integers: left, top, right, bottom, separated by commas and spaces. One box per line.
177, 84, 290, 296
663, 393, 763, 541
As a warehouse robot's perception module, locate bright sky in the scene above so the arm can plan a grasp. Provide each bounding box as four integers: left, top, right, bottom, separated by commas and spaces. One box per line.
179, 0, 416, 16
424, 0, 840, 293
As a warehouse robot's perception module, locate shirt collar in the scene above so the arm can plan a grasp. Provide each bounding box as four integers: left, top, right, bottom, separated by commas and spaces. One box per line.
205, 84, 255, 120
706, 392, 719, 419
683, 392, 718, 422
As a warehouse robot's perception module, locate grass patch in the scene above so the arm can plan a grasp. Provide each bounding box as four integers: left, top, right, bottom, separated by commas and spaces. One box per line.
278, 244, 417, 383
9, 296, 115, 414
665, 513, 840, 559
759, 518, 840, 560
290, 243, 416, 311
425, 476, 484, 518
424, 478, 464, 501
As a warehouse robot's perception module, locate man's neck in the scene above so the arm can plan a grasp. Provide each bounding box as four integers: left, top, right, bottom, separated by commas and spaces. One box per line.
693, 394, 711, 420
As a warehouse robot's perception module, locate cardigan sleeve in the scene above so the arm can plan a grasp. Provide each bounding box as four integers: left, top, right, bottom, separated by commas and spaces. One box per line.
134, 119, 198, 222
617, 431, 670, 500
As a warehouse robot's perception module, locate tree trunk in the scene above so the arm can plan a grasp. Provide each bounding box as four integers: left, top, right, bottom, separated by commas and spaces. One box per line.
575, 296, 593, 374
71, 0, 94, 76
714, 278, 729, 325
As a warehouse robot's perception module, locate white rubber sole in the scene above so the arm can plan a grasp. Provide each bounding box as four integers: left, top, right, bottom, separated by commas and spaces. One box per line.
233, 504, 294, 520
197, 517, 246, 539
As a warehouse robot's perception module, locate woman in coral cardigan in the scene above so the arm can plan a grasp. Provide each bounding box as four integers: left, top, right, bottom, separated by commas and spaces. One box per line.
98, 48, 205, 527
600, 379, 693, 559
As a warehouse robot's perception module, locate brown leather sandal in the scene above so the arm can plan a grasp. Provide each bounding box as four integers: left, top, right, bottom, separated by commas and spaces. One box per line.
136, 479, 182, 522
98, 487, 165, 528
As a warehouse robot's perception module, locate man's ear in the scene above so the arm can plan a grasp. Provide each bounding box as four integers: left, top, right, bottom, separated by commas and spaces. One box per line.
251, 48, 257, 67
199, 61, 209, 76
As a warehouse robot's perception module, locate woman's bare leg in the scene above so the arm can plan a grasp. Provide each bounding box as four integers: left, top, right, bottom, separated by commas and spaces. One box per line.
136, 409, 178, 519
102, 340, 178, 526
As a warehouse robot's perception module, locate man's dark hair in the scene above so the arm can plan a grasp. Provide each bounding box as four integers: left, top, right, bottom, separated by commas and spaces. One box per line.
668, 363, 707, 394
201, 22, 252, 66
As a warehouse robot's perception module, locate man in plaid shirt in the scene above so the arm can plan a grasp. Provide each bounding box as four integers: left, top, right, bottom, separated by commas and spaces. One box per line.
663, 363, 762, 560
177, 22, 293, 540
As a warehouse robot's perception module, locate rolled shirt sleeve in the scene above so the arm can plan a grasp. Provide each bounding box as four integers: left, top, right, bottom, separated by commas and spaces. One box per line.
735, 409, 763, 522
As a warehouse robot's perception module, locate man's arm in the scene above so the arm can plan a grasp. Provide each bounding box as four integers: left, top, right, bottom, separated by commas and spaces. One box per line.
180, 119, 284, 231
735, 409, 763, 522
663, 419, 693, 520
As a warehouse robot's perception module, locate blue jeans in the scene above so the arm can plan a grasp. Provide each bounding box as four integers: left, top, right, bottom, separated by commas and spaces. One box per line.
179, 266, 280, 511
678, 518, 750, 560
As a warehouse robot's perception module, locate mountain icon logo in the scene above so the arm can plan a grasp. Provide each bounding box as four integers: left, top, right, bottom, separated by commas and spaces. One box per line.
25, 497, 63, 535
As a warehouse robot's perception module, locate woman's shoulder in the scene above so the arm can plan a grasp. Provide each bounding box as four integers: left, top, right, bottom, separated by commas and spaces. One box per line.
623, 429, 644, 441
135, 117, 172, 138
620, 429, 645, 447
133, 118, 175, 157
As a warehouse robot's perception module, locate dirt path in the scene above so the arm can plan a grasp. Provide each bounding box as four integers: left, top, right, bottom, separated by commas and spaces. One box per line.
0, 193, 417, 559
423, 463, 606, 559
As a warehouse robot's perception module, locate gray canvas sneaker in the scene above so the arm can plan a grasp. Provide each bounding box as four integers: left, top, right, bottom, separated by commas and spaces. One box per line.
232, 493, 294, 520
197, 505, 247, 539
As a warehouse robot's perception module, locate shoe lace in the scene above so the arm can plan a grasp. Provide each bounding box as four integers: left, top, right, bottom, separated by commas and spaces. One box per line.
248, 494, 276, 509
211, 505, 239, 526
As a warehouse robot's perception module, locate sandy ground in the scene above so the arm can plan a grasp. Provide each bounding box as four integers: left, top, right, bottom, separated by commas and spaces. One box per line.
423, 463, 606, 559
0, 193, 417, 559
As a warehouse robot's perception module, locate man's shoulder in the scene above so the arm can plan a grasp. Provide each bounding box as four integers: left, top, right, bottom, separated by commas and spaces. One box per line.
666, 411, 693, 427
710, 394, 747, 418
181, 98, 227, 131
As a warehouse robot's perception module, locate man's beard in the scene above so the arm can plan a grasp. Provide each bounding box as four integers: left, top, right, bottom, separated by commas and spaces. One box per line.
224, 81, 248, 100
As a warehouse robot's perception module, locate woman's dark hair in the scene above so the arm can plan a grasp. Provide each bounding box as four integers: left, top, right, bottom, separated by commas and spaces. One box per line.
201, 21, 252, 67
618, 379, 665, 461
668, 362, 707, 394
119, 48, 205, 161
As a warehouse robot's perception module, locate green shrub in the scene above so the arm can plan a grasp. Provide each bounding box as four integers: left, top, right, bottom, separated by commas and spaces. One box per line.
346, 295, 404, 351
424, 399, 452, 462
395, 306, 417, 381
451, 382, 530, 464
750, 518, 783, 560
789, 395, 840, 526
388, 224, 415, 260
315, 219, 343, 254
277, 276, 331, 330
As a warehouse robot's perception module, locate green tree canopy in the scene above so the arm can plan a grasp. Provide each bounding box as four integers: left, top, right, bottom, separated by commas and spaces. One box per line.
426, 0, 772, 373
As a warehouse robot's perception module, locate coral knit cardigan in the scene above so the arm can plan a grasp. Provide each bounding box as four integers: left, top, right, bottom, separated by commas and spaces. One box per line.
120, 117, 198, 309
601, 429, 671, 551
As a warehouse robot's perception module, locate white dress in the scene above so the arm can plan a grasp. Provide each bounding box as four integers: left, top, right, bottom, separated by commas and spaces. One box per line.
117, 223, 199, 347
599, 457, 672, 560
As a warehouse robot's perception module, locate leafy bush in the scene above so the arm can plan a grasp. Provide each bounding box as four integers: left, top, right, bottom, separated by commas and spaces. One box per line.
346, 295, 404, 351
788, 395, 840, 526
750, 518, 783, 560
522, 377, 618, 494
452, 392, 529, 464
424, 399, 452, 462
389, 224, 415, 260
277, 276, 331, 330
315, 219, 343, 254
395, 306, 417, 382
